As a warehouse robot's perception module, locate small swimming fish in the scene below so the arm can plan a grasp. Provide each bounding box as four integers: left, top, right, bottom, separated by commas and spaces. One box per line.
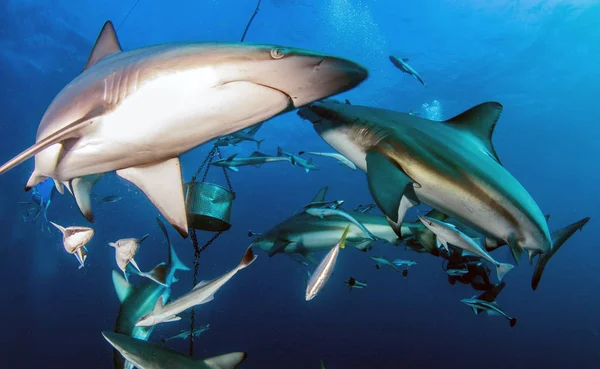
447, 268, 469, 277
50, 222, 94, 269
306, 226, 350, 301
369, 256, 402, 272
305, 207, 378, 241
297, 151, 357, 170
161, 324, 211, 343
392, 259, 417, 268
345, 277, 367, 291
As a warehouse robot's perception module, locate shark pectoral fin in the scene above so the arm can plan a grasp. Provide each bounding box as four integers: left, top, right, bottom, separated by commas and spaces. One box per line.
141, 263, 169, 287
162, 315, 181, 323
83, 21, 122, 71
203, 352, 247, 369
227, 166, 239, 172
53, 178, 65, 194
365, 149, 418, 227
111, 270, 134, 303
267, 239, 292, 257
2, 106, 106, 180
531, 217, 590, 291
507, 235, 523, 266
471, 307, 480, 315
116, 158, 188, 238
443, 102, 504, 165
72, 174, 104, 222
346, 239, 373, 252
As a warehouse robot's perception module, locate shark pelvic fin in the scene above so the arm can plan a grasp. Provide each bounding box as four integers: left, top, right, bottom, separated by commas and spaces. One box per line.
366, 149, 419, 226
268, 239, 292, 257
507, 234, 523, 266
203, 352, 247, 369
444, 102, 503, 165
72, 174, 103, 223
3, 106, 106, 183
117, 158, 188, 238
84, 21, 122, 71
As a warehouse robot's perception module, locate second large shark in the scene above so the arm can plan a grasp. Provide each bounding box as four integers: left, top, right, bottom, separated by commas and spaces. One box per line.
0, 20, 368, 238
297, 100, 584, 271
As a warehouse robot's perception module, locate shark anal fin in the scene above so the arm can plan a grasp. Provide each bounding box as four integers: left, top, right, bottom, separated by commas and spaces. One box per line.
1, 106, 106, 181
84, 21, 122, 71
444, 102, 504, 165
365, 149, 418, 226
72, 174, 104, 223
117, 158, 188, 238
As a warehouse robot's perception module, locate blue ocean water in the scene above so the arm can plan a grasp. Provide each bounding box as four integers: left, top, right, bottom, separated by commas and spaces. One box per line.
0, 0, 598, 368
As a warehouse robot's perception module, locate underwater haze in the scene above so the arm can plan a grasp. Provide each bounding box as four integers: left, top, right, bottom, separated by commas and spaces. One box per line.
0, 0, 599, 368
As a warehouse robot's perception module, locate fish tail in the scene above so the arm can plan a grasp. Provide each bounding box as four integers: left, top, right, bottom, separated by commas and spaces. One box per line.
339, 225, 351, 249
510, 317, 517, 327
495, 262, 514, 281
238, 247, 257, 269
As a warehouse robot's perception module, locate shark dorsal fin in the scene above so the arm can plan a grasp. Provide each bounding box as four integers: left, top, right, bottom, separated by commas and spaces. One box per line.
112, 270, 134, 303
153, 296, 165, 312
225, 153, 238, 161
84, 21, 122, 71
193, 279, 212, 290
310, 186, 328, 204
444, 102, 503, 165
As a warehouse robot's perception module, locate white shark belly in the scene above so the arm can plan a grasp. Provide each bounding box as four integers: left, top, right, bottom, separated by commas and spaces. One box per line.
53, 77, 289, 179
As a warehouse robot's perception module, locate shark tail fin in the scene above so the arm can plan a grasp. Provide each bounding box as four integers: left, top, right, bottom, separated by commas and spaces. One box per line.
256, 139, 265, 150
202, 352, 247, 369
495, 262, 514, 281
139, 264, 168, 287
510, 317, 517, 327
139, 233, 150, 243
156, 217, 190, 273
531, 217, 590, 290
238, 247, 258, 270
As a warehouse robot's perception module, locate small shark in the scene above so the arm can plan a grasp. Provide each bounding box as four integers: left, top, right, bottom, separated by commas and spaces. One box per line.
392, 259, 417, 268
210, 151, 291, 171
109, 234, 150, 282
389, 55, 425, 85
215, 122, 265, 149
461, 296, 517, 327
49, 222, 94, 268
298, 151, 357, 170
418, 215, 514, 281
345, 276, 367, 291
112, 218, 189, 369
297, 99, 585, 278
0, 21, 368, 239
369, 256, 402, 272
161, 324, 211, 343
353, 204, 376, 214
306, 226, 350, 301
304, 207, 378, 241
103, 331, 246, 369
277, 146, 319, 172
250, 187, 400, 258
136, 247, 257, 327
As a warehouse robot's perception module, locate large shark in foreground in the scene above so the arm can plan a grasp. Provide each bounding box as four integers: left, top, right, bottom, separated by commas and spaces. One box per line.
103, 331, 246, 369
0, 20, 368, 238
297, 100, 586, 282
112, 218, 189, 369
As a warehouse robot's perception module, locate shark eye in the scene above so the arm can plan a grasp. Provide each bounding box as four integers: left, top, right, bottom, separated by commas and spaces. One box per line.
270, 48, 286, 59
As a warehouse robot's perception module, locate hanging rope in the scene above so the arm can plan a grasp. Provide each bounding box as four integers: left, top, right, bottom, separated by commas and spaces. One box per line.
188, 0, 261, 356
117, 0, 143, 32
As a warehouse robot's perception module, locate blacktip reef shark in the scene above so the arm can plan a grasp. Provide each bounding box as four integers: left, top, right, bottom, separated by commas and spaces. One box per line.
112, 218, 189, 369
215, 122, 265, 149
103, 331, 246, 369
0, 20, 368, 238
136, 247, 257, 327
50, 222, 94, 269
461, 296, 517, 327
249, 187, 401, 259
209, 151, 291, 171
306, 226, 350, 301
297, 99, 587, 278
277, 146, 319, 172
418, 215, 514, 281
298, 151, 357, 170
389, 55, 425, 86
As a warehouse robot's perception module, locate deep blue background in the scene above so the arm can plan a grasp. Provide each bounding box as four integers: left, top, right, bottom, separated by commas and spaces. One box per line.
0, 0, 598, 368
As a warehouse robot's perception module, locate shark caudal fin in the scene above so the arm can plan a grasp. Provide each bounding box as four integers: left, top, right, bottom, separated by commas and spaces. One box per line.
531, 217, 590, 290
203, 352, 247, 369
509, 317, 517, 328
238, 247, 258, 270
256, 139, 265, 150
495, 262, 515, 281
